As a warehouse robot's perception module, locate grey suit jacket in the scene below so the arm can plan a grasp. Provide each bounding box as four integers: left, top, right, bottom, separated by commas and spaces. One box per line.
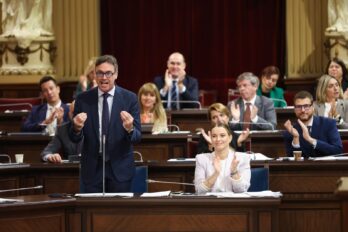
228, 95, 277, 130
41, 121, 82, 161
314, 99, 348, 129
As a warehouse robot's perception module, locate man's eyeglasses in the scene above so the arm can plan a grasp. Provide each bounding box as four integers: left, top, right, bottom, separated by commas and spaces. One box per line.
294, 104, 312, 111
96, 71, 114, 78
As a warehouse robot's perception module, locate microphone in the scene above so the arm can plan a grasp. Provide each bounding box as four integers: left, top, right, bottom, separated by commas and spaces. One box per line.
0, 185, 43, 193
167, 124, 180, 132
147, 179, 195, 186
271, 98, 288, 108
229, 121, 275, 131
134, 151, 143, 162
0, 154, 12, 163
162, 100, 202, 109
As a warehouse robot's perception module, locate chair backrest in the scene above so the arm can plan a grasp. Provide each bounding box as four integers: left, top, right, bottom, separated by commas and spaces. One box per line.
131, 166, 148, 193
248, 167, 269, 192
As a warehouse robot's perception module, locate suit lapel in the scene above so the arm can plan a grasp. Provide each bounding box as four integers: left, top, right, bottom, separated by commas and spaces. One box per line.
90, 88, 100, 139
109, 86, 123, 138
39, 104, 48, 122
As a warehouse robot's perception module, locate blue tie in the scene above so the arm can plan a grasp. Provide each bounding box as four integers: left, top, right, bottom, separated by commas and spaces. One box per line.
102, 93, 110, 161
102, 93, 110, 136
171, 80, 178, 109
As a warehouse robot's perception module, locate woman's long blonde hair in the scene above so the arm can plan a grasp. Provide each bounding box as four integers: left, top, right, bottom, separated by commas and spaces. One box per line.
316, 74, 343, 103
138, 83, 167, 132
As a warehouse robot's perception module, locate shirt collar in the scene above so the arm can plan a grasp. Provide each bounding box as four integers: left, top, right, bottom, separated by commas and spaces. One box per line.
47, 100, 62, 109
243, 95, 256, 105
98, 86, 115, 98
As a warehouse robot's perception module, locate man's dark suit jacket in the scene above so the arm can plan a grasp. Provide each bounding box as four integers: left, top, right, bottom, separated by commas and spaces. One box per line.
228, 95, 277, 131
153, 75, 199, 109
21, 103, 70, 132
283, 116, 343, 157
41, 121, 82, 161
70, 87, 141, 187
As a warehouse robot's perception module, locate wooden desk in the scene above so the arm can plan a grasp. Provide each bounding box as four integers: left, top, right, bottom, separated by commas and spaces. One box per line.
0, 134, 51, 163
147, 160, 345, 232
77, 196, 279, 232
167, 108, 296, 132
0, 108, 297, 134
0, 195, 76, 232
0, 111, 28, 132
0, 194, 280, 232
0, 161, 345, 231
134, 133, 198, 161
0, 133, 200, 163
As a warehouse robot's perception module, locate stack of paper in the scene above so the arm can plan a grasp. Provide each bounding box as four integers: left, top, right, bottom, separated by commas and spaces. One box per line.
205, 191, 282, 198
75, 193, 134, 197
141, 191, 171, 197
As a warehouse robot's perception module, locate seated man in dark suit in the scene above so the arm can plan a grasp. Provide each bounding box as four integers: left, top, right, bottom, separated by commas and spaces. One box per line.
41, 101, 82, 163
229, 72, 277, 130
21, 76, 70, 135
283, 91, 343, 158
154, 52, 199, 109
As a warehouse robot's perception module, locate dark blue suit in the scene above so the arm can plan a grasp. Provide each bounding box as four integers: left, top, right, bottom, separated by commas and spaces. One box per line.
21, 103, 69, 132
283, 116, 343, 157
153, 75, 199, 109
70, 87, 141, 193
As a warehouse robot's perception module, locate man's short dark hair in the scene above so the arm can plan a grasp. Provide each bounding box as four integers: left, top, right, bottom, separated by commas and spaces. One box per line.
95, 55, 118, 73
293, 91, 313, 104
39, 76, 57, 89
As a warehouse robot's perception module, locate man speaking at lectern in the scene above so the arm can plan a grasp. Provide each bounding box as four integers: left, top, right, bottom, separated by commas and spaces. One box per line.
70, 55, 141, 193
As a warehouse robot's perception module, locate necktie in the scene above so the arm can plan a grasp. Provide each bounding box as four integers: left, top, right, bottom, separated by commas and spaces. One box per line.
243, 102, 251, 130
102, 93, 110, 161
102, 93, 110, 137
170, 80, 178, 110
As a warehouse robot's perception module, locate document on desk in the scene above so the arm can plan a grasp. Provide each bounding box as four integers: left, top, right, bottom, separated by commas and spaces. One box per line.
0, 198, 24, 203
251, 153, 273, 161
141, 191, 171, 197
75, 193, 134, 197
310, 156, 348, 161
206, 191, 282, 198
167, 158, 196, 162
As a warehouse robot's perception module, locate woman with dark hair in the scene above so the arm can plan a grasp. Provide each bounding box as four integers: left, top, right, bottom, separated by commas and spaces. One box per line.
326, 57, 348, 99
256, 66, 286, 108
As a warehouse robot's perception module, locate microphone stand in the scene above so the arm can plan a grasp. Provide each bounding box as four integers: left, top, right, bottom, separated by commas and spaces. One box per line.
147, 179, 195, 186
102, 135, 106, 196
0, 185, 43, 193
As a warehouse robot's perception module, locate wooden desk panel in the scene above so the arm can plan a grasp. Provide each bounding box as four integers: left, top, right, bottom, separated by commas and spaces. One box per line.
78, 197, 279, 232
0, 195, 280, 232
0, 112, 28, 132
0, 161, 346, 232
0, 195, 76, 232
0, 133, 199, 163
167, 108, 296, 132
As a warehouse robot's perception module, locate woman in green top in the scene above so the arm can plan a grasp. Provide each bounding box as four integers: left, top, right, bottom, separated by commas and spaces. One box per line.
256, 66, 286, 108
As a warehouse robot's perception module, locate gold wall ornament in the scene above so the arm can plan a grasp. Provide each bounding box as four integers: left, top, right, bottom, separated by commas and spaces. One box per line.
0, 36, 56, 75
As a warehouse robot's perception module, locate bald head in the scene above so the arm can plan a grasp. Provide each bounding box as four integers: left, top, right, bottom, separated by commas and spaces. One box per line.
167, 52, 186, 77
